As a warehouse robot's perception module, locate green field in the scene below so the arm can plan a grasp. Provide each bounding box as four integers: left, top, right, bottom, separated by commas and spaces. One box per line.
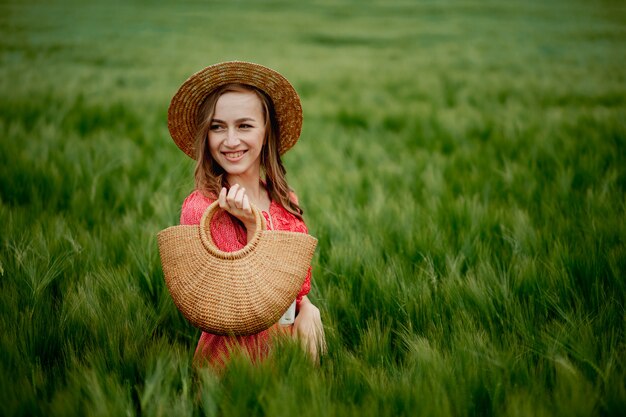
1, 0, 625, 415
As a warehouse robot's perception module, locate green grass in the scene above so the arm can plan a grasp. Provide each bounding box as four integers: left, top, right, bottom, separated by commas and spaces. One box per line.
1, 0, 625, 415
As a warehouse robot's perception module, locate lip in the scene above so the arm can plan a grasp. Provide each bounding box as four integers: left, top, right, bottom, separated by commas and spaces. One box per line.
222, 150, 247, 162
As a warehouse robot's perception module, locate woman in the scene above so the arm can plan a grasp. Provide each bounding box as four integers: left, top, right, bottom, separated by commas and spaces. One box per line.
167, 61, 325, 367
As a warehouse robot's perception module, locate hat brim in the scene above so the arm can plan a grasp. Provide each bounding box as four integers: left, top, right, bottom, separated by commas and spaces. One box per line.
168, 61, 303, 158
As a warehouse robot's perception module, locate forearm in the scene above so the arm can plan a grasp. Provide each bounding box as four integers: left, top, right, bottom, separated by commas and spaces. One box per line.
245, 224, 255, 243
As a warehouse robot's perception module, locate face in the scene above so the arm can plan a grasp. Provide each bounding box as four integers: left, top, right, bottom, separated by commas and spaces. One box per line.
208, 90, 266, 180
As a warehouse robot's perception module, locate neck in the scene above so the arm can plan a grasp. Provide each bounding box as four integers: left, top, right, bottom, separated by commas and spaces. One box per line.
226, 173, 268, 207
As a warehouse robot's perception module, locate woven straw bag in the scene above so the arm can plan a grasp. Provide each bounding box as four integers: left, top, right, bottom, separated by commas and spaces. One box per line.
157, 201, 317, 336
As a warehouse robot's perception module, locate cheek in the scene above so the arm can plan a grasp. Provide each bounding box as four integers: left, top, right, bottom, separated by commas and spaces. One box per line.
207, 135, 221, 160
207, 134, 219, 151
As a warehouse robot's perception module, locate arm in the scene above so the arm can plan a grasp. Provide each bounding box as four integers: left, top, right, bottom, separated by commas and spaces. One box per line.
220, 186, 326, 359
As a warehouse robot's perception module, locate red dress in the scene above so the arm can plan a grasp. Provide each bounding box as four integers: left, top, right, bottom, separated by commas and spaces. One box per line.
179, 189, 312, 367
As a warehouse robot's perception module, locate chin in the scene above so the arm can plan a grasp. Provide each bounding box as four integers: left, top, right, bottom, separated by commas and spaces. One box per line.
221, 164, 251, 176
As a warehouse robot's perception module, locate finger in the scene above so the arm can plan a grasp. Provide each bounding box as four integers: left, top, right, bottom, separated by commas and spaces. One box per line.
300, 329, 312, 353
234, 187, 246, 209
307, 332, 319, 363
226, 184, 240, 208
296, 323, 316, 359
319, 326, 328, 355
218, 187, 228, 209
242, 194, 252, 214
303, 321, 324, 359
316, 325, 327, 356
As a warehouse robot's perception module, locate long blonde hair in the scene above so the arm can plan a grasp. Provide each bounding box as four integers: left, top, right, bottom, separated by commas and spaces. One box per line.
193, 83, 303, 219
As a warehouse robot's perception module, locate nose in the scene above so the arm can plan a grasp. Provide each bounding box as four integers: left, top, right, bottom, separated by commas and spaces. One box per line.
224, 128, 240, 147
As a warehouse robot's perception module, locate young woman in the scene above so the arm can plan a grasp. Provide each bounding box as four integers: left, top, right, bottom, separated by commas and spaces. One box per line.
167, 61, 325, 367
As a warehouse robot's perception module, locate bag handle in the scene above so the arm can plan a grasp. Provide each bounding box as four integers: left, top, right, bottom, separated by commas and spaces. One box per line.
199, 200, 267, 260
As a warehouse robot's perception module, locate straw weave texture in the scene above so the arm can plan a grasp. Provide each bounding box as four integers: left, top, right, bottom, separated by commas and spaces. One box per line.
168, 61, 303, 158
157, 201, 317, 335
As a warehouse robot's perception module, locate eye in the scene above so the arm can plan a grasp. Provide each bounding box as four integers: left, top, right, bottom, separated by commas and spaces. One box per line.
240, 123, 253, 129
210, 124, 224, 131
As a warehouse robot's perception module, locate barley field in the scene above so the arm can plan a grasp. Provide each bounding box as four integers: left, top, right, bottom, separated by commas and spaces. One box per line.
1, 0, 625, 416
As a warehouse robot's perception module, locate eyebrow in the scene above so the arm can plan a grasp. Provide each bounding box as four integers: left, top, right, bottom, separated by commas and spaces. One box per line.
211, 117, 258, 124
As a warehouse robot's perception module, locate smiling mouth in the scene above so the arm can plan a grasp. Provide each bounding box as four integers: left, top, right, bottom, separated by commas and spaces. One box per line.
223, 150, 247, 160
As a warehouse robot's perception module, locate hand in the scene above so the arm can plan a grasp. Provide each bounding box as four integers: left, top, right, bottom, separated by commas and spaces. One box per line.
218, 184, 256, 232
293, 296, 327, 364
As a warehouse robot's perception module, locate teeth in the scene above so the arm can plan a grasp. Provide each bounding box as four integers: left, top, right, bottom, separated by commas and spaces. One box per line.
225, 151, 244, 158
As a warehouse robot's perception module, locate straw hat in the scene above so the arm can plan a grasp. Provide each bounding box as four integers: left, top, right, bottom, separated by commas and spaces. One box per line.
167, 61, 303, 159
157, 201, 317, 335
